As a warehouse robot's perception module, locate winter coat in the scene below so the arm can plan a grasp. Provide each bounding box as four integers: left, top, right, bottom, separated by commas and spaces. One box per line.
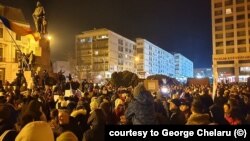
186, 113, 211, 125
169, 109, 186, 125
125, 84, 156, 125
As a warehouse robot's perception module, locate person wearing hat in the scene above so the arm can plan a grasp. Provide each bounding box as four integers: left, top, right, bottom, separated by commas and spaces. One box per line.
56, 131, 78, 141
186, 98, 211, 125
83, 103, 105, 141
125, 82, 156, 125
168, 99, 186, 124
179, 101, 191, 123
15, 121, 54, 141
55, 109, 82, 141
0, 103, 18, 141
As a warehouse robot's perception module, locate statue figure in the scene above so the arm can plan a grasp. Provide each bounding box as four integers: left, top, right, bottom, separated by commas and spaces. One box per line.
28, 51, 35, 70
21, 53, 28, 70
33, 1, 45, 33
42, 16, 48, 34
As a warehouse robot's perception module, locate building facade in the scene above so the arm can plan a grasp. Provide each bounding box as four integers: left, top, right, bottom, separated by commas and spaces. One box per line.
212, 0, 250, 82
135, 38, 175, 78
0, 4, 40, 82
75, 28, 136, 82
174, 53, 193, 81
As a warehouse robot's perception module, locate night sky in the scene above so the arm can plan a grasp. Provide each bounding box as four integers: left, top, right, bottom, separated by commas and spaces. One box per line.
0, 0, 212, 68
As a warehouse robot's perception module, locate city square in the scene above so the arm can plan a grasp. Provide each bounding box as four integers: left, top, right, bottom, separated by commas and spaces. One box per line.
0, 0, 250, 141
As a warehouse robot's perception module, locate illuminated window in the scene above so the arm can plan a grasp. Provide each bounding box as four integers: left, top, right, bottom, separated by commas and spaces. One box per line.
226, 8, 232, 14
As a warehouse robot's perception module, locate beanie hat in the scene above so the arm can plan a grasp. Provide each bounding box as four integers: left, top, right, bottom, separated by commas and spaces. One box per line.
56, 131, 78, 141
15, 121, 54, 141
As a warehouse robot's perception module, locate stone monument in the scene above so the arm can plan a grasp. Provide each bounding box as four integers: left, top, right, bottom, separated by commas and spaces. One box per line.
26, 1, 52, 87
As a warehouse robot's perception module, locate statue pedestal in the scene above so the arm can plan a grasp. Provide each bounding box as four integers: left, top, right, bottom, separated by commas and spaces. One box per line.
35, 37, 52, 74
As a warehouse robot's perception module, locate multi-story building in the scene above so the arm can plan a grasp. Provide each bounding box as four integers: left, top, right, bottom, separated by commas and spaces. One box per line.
135, 38, 175, 79
212, 0, 250, 82
75, 28, 136, 81
0, 4, 39, 82
174, 53, 193, 81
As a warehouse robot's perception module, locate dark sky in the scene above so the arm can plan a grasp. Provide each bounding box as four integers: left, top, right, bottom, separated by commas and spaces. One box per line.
0, 0, 212, 68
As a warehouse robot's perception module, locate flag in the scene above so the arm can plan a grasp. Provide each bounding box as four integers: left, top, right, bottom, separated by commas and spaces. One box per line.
0, 16, 40, 41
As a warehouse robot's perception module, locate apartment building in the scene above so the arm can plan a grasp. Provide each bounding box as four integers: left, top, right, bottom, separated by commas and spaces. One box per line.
75, 28, 136, 81
135, 38, 175, 79
174, 53, 194, 81
212, 0, 250, 82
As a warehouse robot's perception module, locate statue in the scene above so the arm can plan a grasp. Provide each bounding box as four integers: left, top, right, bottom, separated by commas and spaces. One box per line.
33, 1, 45, 33
42, 16, 48, 34
21, 53, 28, 70
28, 51, 35, 70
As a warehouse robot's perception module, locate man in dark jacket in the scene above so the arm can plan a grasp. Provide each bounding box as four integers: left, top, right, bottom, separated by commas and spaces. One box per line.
56, 109, 82, 140
125, 82, 156, 125
169, 99, 186, 124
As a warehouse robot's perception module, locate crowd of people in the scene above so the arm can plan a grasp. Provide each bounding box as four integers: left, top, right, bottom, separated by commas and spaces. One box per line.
0, 72, 250, 141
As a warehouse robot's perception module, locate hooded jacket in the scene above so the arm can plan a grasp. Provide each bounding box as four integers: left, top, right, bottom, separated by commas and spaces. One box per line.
125, 83, 156, 125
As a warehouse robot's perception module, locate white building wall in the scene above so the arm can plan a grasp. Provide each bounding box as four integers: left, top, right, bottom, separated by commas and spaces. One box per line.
136, 38, 175, 78
174, 53, 193, 78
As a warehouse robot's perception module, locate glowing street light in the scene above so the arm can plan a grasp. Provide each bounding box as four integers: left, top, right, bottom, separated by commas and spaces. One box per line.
97, 74, 102, 79
47, 35, 52, 41
44, 34, 52, 41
